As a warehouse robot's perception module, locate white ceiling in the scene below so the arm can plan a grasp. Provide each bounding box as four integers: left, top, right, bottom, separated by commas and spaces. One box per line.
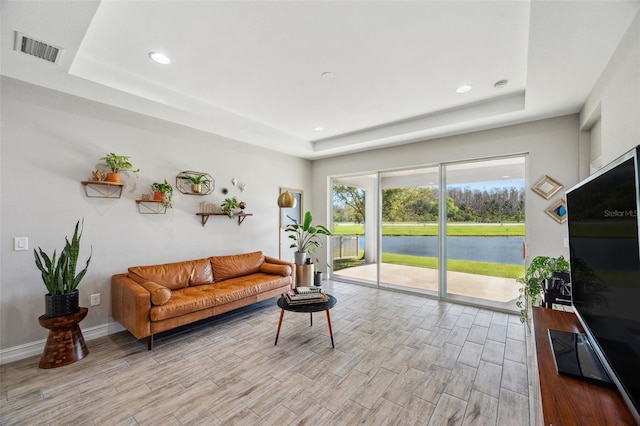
1, 1, 638, 160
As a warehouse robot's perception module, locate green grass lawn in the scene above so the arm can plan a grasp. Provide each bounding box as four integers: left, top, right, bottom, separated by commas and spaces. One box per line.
334, 251, 524, 279
381, 253, 524, 279
333, 223, 524, 237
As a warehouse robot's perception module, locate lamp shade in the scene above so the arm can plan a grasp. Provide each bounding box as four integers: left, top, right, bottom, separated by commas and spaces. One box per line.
277, 191, 296, 208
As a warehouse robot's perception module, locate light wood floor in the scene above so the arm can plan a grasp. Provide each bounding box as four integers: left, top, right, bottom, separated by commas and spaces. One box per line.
1, 281, 531, 425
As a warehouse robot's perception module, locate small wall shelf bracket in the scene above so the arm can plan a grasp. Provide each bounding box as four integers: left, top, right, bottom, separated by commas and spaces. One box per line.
81, 181, 124, 198
196, 212, 253, 227
136, 200, 167, 214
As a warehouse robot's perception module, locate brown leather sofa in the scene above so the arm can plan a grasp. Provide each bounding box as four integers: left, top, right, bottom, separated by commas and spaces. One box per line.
111, 251, 292, 349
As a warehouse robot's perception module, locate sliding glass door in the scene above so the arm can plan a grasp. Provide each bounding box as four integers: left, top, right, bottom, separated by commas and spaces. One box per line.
379, 167, 439, 296
443, 157, 525, 310
331, 174, 377, 286
330, 155, 525, 312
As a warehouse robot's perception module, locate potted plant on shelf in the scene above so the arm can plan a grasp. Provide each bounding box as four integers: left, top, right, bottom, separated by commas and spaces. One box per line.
100, 153, 140, 183
284, 211, 332, 265
178, 173, 211, 194
221, 197, 239, 218
516, 255, 570, 323
151, 179, 173, 207
34, 220, 92, 317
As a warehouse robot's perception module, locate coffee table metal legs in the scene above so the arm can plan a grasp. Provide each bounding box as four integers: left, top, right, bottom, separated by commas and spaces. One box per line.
274, 308, 335, 348
326, 310, 335, 349
275, 308, 285, 346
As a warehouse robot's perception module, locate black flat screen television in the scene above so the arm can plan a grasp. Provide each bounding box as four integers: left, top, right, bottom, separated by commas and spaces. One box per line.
564, 145, 640, 423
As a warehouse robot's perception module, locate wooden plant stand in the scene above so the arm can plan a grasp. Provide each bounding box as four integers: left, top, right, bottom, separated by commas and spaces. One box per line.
38, 307, 89, 369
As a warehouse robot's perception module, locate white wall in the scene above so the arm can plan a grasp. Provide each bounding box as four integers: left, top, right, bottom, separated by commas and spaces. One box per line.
2, 9, 637, 362
311, 115, 581, 276
581, 10, 640, 167
0, 77, 310, 360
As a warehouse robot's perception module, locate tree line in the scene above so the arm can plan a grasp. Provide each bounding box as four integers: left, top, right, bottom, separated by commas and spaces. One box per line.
333, 185, 525, 223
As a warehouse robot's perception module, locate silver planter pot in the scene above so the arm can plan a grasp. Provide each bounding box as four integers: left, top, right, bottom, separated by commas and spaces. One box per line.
294, 251, 307, 265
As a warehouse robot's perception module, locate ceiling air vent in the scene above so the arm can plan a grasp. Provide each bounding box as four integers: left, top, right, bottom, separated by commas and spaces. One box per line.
14, 31, 63, 64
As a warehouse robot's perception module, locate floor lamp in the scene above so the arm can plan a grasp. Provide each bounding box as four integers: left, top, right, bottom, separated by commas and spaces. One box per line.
277, 190, 296, 259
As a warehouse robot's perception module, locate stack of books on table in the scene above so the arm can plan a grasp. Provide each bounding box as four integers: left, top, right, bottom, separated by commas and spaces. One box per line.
284, 287, 328, 305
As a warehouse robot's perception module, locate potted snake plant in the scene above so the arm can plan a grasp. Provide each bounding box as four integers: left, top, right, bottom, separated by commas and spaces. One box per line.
34, 220, 92, 317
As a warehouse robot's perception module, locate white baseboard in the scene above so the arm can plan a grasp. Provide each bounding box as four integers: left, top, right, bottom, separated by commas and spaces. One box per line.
0, 321, 123, 365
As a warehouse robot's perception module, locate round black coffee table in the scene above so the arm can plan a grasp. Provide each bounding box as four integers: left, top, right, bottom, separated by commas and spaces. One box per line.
275, 294, 337, 348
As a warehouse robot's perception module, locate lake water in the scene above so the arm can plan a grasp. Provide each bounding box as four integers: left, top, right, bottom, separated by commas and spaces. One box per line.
358, 236, 525, 265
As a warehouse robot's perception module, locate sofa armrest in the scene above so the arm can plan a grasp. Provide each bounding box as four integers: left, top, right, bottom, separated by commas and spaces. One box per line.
264, 256, 294, 276
111, 273, 152, 339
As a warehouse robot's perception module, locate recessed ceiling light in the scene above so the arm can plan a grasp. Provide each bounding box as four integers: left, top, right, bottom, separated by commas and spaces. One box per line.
494, 79, 508, 89
502, 175, 510, 179
456, 85, 472, 94
149, 51, 171, 65
314, 126, 325, 132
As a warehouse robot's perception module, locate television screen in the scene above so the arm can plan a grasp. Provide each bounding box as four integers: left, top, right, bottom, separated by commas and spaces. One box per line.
566, 145, 640, 422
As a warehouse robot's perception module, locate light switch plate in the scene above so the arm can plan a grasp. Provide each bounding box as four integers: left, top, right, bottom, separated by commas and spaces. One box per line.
14, 237, 28, 251
90, 294, 101, 306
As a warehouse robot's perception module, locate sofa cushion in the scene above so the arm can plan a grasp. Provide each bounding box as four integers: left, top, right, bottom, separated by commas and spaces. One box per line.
210, 251, 264, 281
149, 286, 218, 321
139, 281, 172, 306
213, 274, 290, 305
189, 258, 214, 286
149, 273, 290, 322
128, 261, 192, 290
260, 263, 291, 277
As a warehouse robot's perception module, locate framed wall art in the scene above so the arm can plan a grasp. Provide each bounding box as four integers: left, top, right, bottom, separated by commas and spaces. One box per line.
532, 175, 564, 199
545, 198, 568, 224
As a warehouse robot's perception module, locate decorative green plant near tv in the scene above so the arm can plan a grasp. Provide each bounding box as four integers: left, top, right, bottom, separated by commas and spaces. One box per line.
516, 255, 570, 323
284, 211, 332, 265
34, 219, 92, 317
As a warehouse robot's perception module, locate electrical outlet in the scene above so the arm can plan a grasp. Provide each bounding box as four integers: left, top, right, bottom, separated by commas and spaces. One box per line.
90, 293, 101, 306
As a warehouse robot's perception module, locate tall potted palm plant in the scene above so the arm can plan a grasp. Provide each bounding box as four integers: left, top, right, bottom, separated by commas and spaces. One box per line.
34, 220, 92, 317
284, 211, 332, 265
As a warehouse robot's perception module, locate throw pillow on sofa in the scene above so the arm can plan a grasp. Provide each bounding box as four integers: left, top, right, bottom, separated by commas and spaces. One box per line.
260, 263, 291, 277
139, 281, 172, 306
